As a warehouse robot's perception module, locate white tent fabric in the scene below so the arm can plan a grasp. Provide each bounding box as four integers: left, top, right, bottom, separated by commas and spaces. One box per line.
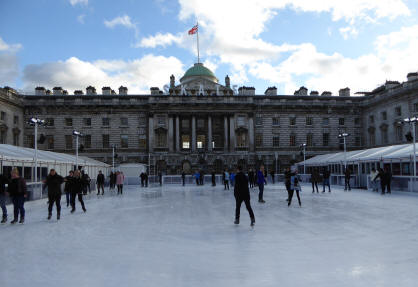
298, 143, 417, 166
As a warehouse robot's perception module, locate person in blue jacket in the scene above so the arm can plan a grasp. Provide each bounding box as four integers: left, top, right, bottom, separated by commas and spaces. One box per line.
194, 171, 200, 185
257, 165, 267, 203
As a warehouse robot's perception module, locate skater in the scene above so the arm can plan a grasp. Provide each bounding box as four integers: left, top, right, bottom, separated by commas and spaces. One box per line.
158, 172, 162, 186
233, 166, 255, 226
44, 169, 64, 220
145, 172, 149, 187
64, 171, 74, 207
211, 171, 216, 186
181, 171, 186, 186
223, 169, 230, 190
140, 172, 145, 187
248, 168, 254, 188
374, 167, 391, 195
81, 171, 91, 195
0, 172, 9, 223
288, 171, 302, 207
116, 171, 125, 194
384, 167, 392, 194
270, 170, 275, 184
8, 168, 27, 224
199, 170, 204, 185
344, 168, 351, 191
311, 168, 320, 193
96, 170, 105, 195
109, 171, 116, 192
370, 168, 378, 192
257, 165, 266, 203
322, 168, 331, 193
284, 167, 293, 201
230, 171, 235, 187
194, 170, 200, 186
70, 170, 86, 213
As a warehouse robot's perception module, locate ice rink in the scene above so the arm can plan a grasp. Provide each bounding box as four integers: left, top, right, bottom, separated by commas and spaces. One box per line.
1, 183, 418, 287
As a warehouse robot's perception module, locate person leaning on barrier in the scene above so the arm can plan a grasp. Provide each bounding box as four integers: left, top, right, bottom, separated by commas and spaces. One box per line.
8, 168, 27, 224
0, 173, 9, 223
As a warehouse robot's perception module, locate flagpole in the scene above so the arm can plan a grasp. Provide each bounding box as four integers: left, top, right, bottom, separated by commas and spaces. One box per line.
196, 22, 200, 63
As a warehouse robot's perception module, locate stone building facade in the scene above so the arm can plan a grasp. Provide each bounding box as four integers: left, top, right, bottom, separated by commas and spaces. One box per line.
2, 63, 418, 174
0, 87, 24, 146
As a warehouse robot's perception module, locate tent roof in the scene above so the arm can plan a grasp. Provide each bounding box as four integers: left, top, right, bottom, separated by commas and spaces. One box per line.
298, 143, 417, 166
0, 144, 109, 167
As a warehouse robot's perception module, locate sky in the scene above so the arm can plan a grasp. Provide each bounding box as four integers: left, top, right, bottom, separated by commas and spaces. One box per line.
0, 0, 418, 95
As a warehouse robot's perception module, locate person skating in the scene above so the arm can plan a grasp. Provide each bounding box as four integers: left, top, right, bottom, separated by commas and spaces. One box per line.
145, 172, 149, 187
0, 173, 9, 223
96, 170, 105, 195
270, 170, 275, 184
384, 167, 392, 194
374, 167, 390, 195
109, 171, 116, 192
223, 169, 230, 190
116, 171, 125, 194
181, 171, 186, 186
311, 168, 320, 193
158, 172, 162, 186
344, 168, 352, 191
70, 170, 86, 213
230, 171, 235, 187
64, 171, 74, 207
257, 165, 267, 203
370, 168, 378, 192
211, 171, 216, 186
140, 172, 145, 187
8, 168, 27, 224
194, 170, 200, 186
81, 171, 90, 195
322, 168, 331, 193
233, 166, 255, 226
199, 170, 204, 185
44, 169, 64, 220
284, 167, 293, 202
248, 169, 254, 188
288, 171, 302, 207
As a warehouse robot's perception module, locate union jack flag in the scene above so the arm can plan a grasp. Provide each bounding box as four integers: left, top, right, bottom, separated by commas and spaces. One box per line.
188, 24, 198, 35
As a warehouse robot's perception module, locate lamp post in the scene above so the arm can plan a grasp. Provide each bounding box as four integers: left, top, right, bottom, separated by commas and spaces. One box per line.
299, 143, 306, 174
72, 130, 83, 171
403, 116, 417, 191
27, 117, 45, 182
338, 132, 350, 170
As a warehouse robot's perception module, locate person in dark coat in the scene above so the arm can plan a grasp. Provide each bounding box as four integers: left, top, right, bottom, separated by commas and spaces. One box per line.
140, 172, 145, 187
322, 168, 331, 193
234, 166, 255, 226
64, 170, 74, 207
96, 170, 105, 195
8, 168, 27, 224
109, 171, 116, 191
384, 167, 392, 194
81, 171, 91, 195
144, 172, 149, 187
248, 169, 254, 188
311, 168, 320, 193
375, 167, 392, 195
257, 165, 267, 203
288, 171, 302, 207
211, 171, 216, 186
70, 170, 86, 213
199, 171, 204, 185
284, 167, 293, 201
0, 173, 9, 223
158, 172, 163, 186
181, 171, 186, 186
44, 169, 64, 220
270, 170, 275, 184
344, 168, 351, 191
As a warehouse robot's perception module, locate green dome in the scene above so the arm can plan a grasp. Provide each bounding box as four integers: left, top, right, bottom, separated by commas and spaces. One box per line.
180, 63, 218, 83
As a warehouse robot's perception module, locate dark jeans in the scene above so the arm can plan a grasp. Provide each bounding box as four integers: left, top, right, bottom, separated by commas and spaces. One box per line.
285, 181, 291, 200
182, 178, 185, 186
117, 184, 123, 194
196, 179, 199, 185
70, 192, 85, 210
0, 193, 7, 217
97, 183, 104, 194
345, 178, 351, 190
235, 197, 255, 220
258, 184, 264, 201
65, 192, 70, 207
12, 195, 25, 219
48, 194, 61, 215
288, 190, 301, 206
249, 180, 253, 188
323, 178, 331, 192
224, 180, 229, 190
312, 181, 319, 193
381, 182, 391, 194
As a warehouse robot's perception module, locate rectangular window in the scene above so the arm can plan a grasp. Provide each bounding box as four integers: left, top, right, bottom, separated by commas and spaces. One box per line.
65, 135, 73, 149
65, 118, 72, 127
273, 136, 280, 147
289, 117, 296, 126
369, 115, 374, 124
120, 117, 128, 126
236, 132, 247, 147
182, 135, 190, 149
47, 136, 54, 149
13, 133, 19, 146
139, 138, 147, 149
197, 119, 205, 129
382, 129, 388, 144
339, 118, 345, 126
46, 118, 54, 127
237, 116, 245, 127
27, 135, 34, 148
102, 134, 109, 148
323, 133, 329, 146
381, 111, 387, 120
181, 119, 190, 129
255, 116, 263, 126
83, 118, 91, 126
139, 116, 147, 126
354, 118, 360, 126
13, 115, 19, 125
157, 116, 165, 126
370, 132, 376, 146
255, 134, 263, 147
138, 128, 146, 135
322, 118, 329, 126
197, 135, 205, 148
307, 133, 313, 146
102, 118, 110, 126
0, 111, 5, 121
290, 134, 296, 146
306, 117, 313, 126
355, 136, 361, 147
395, 106, 402, 116
120, 135, 128, 148
84, 135, 91, 148
415, 103, 418, 112
396, 125, 403, 142
272, 117, 280, 126
0, 130, 5, 144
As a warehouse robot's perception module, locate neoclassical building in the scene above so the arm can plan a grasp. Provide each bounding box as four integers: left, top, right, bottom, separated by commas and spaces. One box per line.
1, 63, 417, 174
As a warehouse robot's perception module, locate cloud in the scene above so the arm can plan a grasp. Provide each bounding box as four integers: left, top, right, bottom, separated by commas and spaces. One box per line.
77, 14, 86, 24
70, 0, 88, 6
0, 37, 22, 52
139, 32, 184, 48
0, 37, 22, 86
22, 55, 185, 94
339, 26, 359, 39
104, 15, 136, 29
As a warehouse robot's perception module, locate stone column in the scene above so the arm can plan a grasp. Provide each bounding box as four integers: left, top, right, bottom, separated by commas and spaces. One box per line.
208, 115, 212, 151
168, 116, 174, 152
224, 115, 229, 152
229, 116, 235, 152
148, 116, 154, 152
192, 116, 196, 152
175, 116, 180, 152
249, 116, 254, 152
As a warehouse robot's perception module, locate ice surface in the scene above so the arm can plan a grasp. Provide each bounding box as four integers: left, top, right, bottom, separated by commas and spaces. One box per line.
1, 183, 418, 287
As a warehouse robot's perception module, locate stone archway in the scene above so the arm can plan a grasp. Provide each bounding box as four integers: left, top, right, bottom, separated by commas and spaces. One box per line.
182, 160, 192, 173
